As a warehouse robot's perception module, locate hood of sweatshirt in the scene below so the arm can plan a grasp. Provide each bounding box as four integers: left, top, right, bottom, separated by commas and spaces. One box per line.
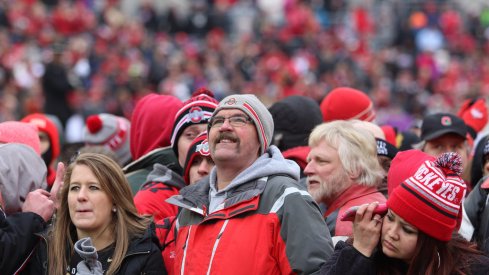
209, 145, 300, 194
143, 163, 186, 189
130, 94, 182, 160
0, 143, 47, 214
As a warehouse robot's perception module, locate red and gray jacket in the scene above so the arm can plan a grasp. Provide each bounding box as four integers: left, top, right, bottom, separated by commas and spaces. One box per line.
167, 146, 333, 274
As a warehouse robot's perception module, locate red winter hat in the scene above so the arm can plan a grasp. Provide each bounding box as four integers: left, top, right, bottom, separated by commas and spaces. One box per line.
320, 87, 375, 122
457, 98, 488, 139
387, 149, 435, 196
183, 132, 210, 184
21, 113, 60, 162
387, 150, 466, 241
380, 125, 398, 148
0, 121, 41, 155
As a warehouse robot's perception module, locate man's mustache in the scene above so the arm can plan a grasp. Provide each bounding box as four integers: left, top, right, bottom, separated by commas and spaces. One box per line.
214, 133, 239, 143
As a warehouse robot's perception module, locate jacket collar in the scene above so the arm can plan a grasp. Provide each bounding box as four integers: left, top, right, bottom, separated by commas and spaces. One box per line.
167, 176, 269, 217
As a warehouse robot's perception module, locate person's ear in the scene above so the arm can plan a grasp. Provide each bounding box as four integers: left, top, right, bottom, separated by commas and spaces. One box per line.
349, 170, 360, 182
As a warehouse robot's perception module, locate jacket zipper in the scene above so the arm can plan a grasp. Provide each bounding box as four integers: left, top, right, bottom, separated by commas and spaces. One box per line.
206, 219, 229, 275
180, 225, 192, 275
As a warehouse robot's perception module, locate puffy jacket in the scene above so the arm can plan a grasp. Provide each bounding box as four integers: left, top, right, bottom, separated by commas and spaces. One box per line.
168, 146, 334, 274
0, 210, 46, 275
134, 163, 186, 221
22, 223, 165, 274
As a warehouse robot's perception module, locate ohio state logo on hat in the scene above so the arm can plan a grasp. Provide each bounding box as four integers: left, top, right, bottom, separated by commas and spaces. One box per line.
441, 116, 452, 126
188, 106, 204, 123
196, 139, 210, 156
225, 98, 237, 105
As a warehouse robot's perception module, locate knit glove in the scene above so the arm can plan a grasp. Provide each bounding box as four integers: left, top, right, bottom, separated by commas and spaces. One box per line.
74, 237, 104, 275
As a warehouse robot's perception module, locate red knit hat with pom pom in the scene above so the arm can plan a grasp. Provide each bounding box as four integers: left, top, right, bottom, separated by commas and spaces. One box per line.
387, 150, 466, 241
170, 87, 218, 160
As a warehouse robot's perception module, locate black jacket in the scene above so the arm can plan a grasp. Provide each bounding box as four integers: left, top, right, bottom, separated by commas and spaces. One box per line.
23, 223, 166, 274
0, 210, 46, 275
464, 176, 489, 255
320, 241, 489, 275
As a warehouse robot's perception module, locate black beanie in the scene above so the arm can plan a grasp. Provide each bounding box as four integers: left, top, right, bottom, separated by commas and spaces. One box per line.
269, 96, 323, 151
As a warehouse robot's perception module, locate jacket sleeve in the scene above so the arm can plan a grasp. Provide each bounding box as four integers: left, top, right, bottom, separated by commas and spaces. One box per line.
319, 241, 376, 275
463, 178, 488, 242
275, 186, 334, 274
0, 211, 45, 274
134, 182, 179, 221
464, 178, 488, 225
21, 240, 48, 275
155, 217, 177, 275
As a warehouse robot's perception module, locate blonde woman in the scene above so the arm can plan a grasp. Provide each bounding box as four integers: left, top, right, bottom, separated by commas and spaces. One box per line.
25, 153, 165, 274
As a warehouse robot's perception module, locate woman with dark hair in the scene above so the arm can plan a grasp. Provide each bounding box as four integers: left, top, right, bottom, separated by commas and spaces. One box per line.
24, 153, 165, 274
321, 150, 489, 274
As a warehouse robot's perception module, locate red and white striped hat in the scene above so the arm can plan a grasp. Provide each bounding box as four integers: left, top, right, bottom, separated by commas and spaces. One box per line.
387, 150, 466, 241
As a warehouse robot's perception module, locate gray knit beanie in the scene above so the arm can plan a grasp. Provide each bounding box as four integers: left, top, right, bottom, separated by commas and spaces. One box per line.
83, 113, 131, 165
210, 94, 273, 155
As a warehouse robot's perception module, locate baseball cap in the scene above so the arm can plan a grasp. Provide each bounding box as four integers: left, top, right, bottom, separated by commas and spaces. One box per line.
420, 113, 467, 141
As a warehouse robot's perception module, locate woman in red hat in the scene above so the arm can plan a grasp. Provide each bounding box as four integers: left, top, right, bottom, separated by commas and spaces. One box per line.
320, 151, 489, 274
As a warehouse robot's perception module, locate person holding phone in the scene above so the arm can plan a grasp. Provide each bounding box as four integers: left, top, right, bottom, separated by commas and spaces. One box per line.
320, 150, 489, 274
304, 120, 386, 240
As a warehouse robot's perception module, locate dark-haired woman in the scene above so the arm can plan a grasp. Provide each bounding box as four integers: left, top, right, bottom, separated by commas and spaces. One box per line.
321, 150, 489, 274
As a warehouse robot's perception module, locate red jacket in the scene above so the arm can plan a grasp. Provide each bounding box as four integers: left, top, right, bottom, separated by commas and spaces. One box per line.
134, 163, 186, 221
155, 216, 177, 275
167, 174, 333, 274
324, 185, 386, 237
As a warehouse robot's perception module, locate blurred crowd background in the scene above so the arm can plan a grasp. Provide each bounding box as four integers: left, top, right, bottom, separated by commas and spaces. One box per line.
1, 0, 489, 142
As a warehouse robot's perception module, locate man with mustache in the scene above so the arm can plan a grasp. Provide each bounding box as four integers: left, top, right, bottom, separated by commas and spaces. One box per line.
167, 94, 333, 274
304, 120, 386, 242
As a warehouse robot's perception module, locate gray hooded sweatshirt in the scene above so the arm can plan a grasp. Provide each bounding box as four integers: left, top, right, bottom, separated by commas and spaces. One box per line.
0, 143, 47, 214
208, 145, 300, 213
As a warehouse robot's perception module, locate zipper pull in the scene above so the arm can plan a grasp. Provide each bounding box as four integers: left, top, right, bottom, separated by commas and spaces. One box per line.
202, 205, 208, 217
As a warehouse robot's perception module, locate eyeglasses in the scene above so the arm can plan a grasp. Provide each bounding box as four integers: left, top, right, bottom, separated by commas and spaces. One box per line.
209, 115, 253, 128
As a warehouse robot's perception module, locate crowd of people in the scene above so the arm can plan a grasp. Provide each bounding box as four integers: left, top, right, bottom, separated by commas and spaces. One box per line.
1, 85, 489, 273
0, 0, 489, 134
2, 0, 489, 274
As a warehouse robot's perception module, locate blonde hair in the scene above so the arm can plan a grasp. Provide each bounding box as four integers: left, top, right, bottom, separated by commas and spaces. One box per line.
48, 153, 150, 274
309, 120, 383, 186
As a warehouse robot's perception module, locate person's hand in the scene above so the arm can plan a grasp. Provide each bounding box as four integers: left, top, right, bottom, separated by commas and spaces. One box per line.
22, 189, 54, 222
50, 162, 65, 209
352, 202, 383, 257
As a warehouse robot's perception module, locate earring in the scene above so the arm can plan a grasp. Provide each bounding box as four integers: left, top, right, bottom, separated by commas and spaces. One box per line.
436, 250, 440, 269
112, 207, 117, 213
